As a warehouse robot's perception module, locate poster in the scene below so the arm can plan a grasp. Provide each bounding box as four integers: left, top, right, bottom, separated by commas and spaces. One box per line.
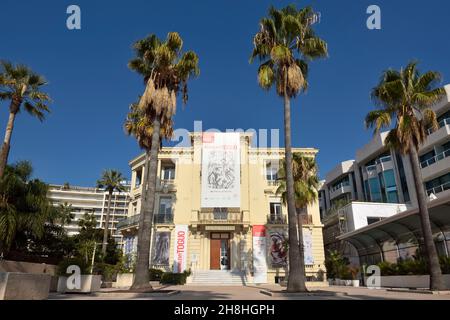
269, 232, 288, 268
303, 229, 314, 265
173, 225, 188, 273
152, 232, 170, 266
201, 132, 240, 208
252, 225, 267, 283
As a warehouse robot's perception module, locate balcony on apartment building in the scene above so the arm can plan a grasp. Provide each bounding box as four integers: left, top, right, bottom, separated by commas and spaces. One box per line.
363, 155, 394, 179
193, 209, 248, 225
329, 181, 353, 200
422, 118, 450, 150
420, 148, 450, 181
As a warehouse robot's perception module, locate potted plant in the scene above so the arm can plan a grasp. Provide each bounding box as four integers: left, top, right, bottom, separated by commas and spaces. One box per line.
56, 257, 102, 293
349, 267, 360, 287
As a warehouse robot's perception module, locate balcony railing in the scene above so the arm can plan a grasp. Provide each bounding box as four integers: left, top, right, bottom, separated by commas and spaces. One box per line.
427, 181, 450, 196
267, 214, 287, 224
116, 212, 174, 229
267, 214, 313, 225
330, 181, 350, 193
427, 118, 450, 135
267, 180, 280, 186
197, 211, 243, 224
154, 213, 174, 224
116, 214, 140, 230
420, 148, 450, 169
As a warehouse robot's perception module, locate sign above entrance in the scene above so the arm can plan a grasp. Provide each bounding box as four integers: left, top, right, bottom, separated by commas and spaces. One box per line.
201, 132, 241, 208
205, 225, 236, 231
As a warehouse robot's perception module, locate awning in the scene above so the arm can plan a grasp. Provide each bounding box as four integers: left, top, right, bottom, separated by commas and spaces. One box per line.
337, 193, 450, 255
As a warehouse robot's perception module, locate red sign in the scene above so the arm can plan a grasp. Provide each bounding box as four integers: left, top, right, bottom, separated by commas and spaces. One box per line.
253, 225, 266, 237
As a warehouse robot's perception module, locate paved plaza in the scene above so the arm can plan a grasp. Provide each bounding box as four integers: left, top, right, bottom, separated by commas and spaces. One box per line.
48, 285, 450, 300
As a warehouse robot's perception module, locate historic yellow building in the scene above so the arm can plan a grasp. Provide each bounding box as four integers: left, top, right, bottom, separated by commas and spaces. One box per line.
118, 132, 326, 285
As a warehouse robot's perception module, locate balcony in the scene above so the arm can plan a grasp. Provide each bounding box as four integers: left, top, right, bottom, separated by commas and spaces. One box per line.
420, 148, 450, 181
267, 214, 287, 224
422, 119, 450, 150
427, 182, 450, 196
196, 211, 244, 225
116, 214, 140, 230
329, 183, 352, 200
363, 156, 394, 179
266, 214, 313, 225
154, 213, 174, 224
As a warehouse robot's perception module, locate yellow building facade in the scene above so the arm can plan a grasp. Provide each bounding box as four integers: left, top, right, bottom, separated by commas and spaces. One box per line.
118, 132, 326, 284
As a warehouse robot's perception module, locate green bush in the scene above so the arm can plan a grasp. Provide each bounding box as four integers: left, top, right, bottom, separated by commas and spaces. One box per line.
149, 268, 164, 281
440, 256, 450, 274
160, 272, 187, 285
377, 261, 396, 276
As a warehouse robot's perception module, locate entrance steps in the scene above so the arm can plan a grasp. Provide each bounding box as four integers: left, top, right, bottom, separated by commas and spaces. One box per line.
189, 270, 248, 286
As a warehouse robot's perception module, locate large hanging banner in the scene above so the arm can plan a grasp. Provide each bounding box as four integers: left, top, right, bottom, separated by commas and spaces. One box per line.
269, 231, 288, 268
303, 229, 314, 266
173, 225, 188, 273
152, 232, 170, 266
201, 132, 240, 208
252, 225, 267, 283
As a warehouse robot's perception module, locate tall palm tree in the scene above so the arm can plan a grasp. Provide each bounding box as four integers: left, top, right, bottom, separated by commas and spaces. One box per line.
127, 32, 199, 290
97, 170, 125, 255
251, 4, 327, 292
365, 61, 445, 290
0, 61, 51, 178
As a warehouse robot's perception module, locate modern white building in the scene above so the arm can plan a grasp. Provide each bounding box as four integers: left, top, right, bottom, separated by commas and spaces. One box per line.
48, 184, 130, 242
321, 84, 450, 264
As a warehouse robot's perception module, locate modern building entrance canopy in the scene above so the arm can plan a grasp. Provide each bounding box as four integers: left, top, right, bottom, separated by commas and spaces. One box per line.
337, 193, 450, 261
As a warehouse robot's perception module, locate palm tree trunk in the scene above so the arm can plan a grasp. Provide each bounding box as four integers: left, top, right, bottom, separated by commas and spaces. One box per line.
0, 107, 18, 178
131, 115, 161, 290
408, 145, 445, 290
101, 191, 113, 255
284, 93, 307, 292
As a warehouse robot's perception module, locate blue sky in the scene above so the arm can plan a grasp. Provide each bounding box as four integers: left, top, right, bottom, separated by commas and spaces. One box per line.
1, 0, 449, 185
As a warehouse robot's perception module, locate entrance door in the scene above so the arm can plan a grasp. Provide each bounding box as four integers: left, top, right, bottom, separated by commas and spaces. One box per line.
210, 233, 230, 270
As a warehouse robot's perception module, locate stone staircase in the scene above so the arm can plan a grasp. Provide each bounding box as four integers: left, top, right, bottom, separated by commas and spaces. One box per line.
189, 270, 249, 286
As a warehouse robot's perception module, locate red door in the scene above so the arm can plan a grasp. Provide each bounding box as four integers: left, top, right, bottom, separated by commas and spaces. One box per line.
210, 239, 221, 270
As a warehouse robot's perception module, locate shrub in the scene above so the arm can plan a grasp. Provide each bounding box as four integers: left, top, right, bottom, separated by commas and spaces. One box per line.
396, 259, 427, 275
377, 261, 396, 276
440, 256, 450, 274
149, 268, 164, 281
160, 272, 187, 285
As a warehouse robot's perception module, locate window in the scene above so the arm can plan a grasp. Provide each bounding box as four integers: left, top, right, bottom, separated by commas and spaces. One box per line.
266, 161, 279, 181
135, 168, 142, 188
213, 208, 228, 220
367, 217, 383, 225
368, 177, 382, 202
383, 169, 399, 203
161, 162, 176, 180
270, 202, 282, 216
158, 197, 172, 215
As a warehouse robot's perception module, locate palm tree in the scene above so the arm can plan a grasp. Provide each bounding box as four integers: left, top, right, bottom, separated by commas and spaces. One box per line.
276, 153, 319, 266
0, 161, 54, 253
0, 61, 51, 178
250, 4, 327, 292
365, 61, 445, 290
127, 32, 199, 290
97, 170, 125, 255
57, 202, 74, 227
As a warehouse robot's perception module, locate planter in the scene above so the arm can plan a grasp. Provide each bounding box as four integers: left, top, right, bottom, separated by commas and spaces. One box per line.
0, 272, 51, 300
114, 273, 134, 288
101, 281, 113, 288
344, 280, 352, 286
352, 280, 360, 287
57, 275, 102, 293
363, 275, 450, 289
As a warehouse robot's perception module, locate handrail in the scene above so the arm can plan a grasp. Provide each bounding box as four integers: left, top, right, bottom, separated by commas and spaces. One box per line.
420, 148, 450, 169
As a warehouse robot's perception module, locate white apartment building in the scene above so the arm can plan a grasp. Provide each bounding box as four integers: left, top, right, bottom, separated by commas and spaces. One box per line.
321, 84, 450, 264
48, 184, 130, 242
